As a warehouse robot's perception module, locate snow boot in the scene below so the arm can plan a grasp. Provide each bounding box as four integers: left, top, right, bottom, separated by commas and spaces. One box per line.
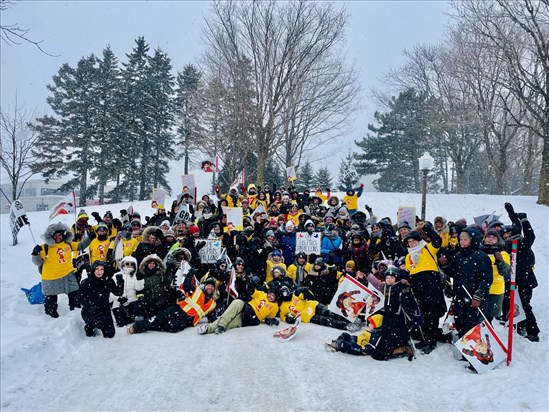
197, 325, 209, 335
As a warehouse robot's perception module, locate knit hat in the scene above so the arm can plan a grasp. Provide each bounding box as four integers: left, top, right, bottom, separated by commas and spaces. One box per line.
404, 231, 422, 242
367, 314, 384, 329
285, 221, 295, 230
265, 230, 275, 238
77, 209, 88, 220
188, 225, 200, 235
485, 228, 500, 238
163, 229, 175, 238
345, 260, 356, 269
160, 220, 171, 228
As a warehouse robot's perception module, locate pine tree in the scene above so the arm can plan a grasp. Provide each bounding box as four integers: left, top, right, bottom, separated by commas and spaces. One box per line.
296, 160, 314, 191
264, 160, 284, 189
355, 88, 435, 193
32, 55, 101, 205
175, 64, 203, 174
145, 47, 175, 195
337, 149, 359, 190
119, 37, 150, 201
314, 166, 333, 189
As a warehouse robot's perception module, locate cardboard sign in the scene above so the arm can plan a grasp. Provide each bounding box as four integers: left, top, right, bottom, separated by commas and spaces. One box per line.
328, 275, 384, 323
455, 321, 507, 374
198, 239, 223, 264
175, 204, 192, 223
286, 166, 297, 182
295, 232, 321, 255
397, 206, 416, 227
181, 174, 197, 205
226, 207, 243, 231
151, 188, 166, 209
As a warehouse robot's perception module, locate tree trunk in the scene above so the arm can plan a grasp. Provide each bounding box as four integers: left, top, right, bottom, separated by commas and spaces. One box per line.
537, 111, 549, 205
455, 165, 467, 194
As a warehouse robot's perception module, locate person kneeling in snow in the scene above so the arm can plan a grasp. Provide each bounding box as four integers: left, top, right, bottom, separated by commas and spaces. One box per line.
197, 276, 279, 335
79, 261, 124, 338
127, 269, 216, 334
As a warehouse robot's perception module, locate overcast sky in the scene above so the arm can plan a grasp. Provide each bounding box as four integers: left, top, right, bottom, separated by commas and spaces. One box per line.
1, 1, 451, 186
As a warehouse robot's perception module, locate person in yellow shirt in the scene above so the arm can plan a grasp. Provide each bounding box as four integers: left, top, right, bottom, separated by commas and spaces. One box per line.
88, 223, 111, 265
343, 184, 364, 216
480, 229, 511, 323
31, 222, 92, 318
404, 222, 447, 355
286, 252, 312, 285
197, 277, 280, 334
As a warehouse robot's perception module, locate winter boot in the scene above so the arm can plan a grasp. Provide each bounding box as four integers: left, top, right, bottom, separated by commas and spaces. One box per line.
84, 325, 95, 337
127, 325, 135, 335
324, 341, 338, 352
197, 324, 209, 335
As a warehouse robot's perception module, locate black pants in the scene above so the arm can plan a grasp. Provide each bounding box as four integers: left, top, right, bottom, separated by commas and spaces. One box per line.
85, 315, 116, 338
516, 287, 540, 337
44, 291, 79, 314
133, 306, 193, 333
311, 304, 350, 330
112, 301, 141, 327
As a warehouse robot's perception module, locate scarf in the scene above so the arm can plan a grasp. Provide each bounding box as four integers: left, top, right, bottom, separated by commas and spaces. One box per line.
407, 240, 427, 267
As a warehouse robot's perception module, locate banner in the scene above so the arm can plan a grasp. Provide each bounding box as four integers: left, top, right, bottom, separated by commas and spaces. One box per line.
10, 200, 30, 244
151, 188, 166, 209
49, 192, 76, 220
250, 204, 267, 222
328, 275, 385, 323
201, 160, 214, 173
295, 232, 321, 255
226, 207, 243, 231
455, 321, 507, 374
473, 212, 501, 230
198, 239, 223, 264
286, 165, 297, 182
397, 206, 416, 227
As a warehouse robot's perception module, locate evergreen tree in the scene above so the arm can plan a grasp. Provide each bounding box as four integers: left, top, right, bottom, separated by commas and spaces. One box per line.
119, 37, 150, 201
296, 160, 314, 191
175, 64, 203, 174
91, 46, 123, 204
337, 149, 359, 190
264, 159, 284, 189
314, 166, 333, 189
32, 55, 101, 205
145, 47, 175, 195
355, 88, 435, 193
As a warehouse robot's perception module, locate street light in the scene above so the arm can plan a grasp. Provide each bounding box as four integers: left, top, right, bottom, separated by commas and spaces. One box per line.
419, 151, 434, 221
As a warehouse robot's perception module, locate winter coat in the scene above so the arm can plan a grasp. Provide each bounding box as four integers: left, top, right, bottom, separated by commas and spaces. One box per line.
265, 255, 286, 283
480, 240, 511, 296
369, 281, 418, 361
132, 226, 166, 265
286, 261, 312, 285
321, 234, 344, 266
444, 228, 492, 335
267, 273, 297, 302
138, 254, 171, 308
111, 257, 144, 308
302, 265, 339, 305
345, 242, 371, 272
505, 217, 537, 289
80, 274, 124, 324
278, 231, 297, 266
279, 290, 319, 323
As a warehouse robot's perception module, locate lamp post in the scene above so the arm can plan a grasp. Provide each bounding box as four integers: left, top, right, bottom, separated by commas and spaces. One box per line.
419, 152, 434, 221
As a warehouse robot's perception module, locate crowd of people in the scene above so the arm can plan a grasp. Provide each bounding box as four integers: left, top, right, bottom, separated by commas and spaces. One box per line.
30, 182, 540, 367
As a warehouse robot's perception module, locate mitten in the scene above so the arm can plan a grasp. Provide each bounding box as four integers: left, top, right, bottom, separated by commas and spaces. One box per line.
286, 314, 296, 324
120, 209, 128, 216
516, 212, 527, 221
265, 318, 279, 326
115, 273, 124, 284
87, 231, 97, 240
504, 202, 515, 217
118, 296, 128, 305
31, 245, 42, 256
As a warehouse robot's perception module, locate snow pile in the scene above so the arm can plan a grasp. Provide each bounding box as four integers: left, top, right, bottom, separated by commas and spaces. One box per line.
1, 192, 547, 411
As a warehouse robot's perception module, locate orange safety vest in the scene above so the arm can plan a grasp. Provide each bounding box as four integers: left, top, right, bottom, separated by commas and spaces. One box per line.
178, 287, 216, 326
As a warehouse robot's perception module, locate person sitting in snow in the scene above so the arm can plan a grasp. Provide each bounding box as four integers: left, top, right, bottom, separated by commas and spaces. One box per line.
127, 269, 216, 334
79, 260, 124, 337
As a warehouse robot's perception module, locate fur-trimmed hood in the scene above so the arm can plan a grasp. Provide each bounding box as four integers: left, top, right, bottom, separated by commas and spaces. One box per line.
139, 254, 166, 274
165, 247, 191, 266
43, 222, 73, 245
142, 226, 160, 242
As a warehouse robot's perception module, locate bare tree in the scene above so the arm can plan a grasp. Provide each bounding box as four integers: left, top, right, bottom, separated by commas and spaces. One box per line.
0, 96, 40, 201
201, 0, 360, 184
452, 0, 549, 204
0, 0, 58, 56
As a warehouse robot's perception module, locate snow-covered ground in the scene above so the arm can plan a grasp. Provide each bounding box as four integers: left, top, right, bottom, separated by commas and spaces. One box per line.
1, 191, 547, 411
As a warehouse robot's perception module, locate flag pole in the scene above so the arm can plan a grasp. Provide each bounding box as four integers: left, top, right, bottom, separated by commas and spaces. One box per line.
507, 239, 518, 366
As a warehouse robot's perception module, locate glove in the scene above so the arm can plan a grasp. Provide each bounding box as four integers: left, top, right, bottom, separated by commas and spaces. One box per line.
504, 202, 515, 217
115, 273, 124, 284
516, 212, 527, 221
145, 216, 151, 223
364, 204, 372, 212
265, 318, 279, 326
117, 296, 128, 305
120, 209, 128, 216
326, 188, 331, 192
31, 245, 42, 256
360, 183, 364, 188
196, 240, 206, 249
286, 315, 296, 324
112, 218, 122, 230
91, 211, 101, 219
214, 185, 220, 192
87, 231, 96, 240
136, 271, 145, 280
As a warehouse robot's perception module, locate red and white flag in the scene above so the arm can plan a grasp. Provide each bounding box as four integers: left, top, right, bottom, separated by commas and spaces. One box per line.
229, 169, 245, 192
49, 192, 76, 220
223, 253, 239, 300
215, 154, 220, 173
